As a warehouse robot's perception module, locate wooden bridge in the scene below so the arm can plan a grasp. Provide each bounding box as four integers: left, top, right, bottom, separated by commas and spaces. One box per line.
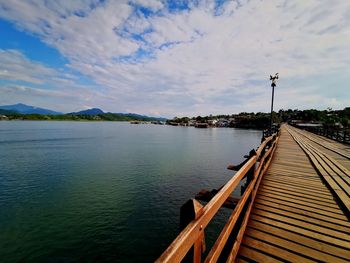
156, 124, 350, 263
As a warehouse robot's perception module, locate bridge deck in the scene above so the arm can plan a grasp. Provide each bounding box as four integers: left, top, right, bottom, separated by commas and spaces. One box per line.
236, 126, 350, 262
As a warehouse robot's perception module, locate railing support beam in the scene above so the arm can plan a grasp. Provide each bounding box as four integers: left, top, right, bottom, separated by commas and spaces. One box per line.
180, 199, 205, 263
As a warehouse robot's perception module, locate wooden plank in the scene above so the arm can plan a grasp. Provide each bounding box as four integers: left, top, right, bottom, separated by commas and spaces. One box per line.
256, 195, 348, 221
306, 144, 350, 193
259, 183, 338, 204
306, 150, 350, 202
265, 173, 321, 182
266, 174, 320, 181
252, 208, 350, 241
254, 197, 350, 228
253, 203, 350, 233
260, 181, 334, 199
258, 189, 343, 212
292, 128, 350, 173
237, 125, 350, 262
234, 256, 250, 263
263, 176, 327, 188
267, 167, 321, 177
268, 166, 315, 174
250, 213, 350, 248
269, 165, 315, 171
241, 236, 316, 262
293, 127, 350, 159
287, 126, 350, 213
262, 177, 330, 193
238, 245, 283, 263
301, 142, 350, 211
248, 219, 350, 260
267, 169, 319, 177
245, 226, 349, 262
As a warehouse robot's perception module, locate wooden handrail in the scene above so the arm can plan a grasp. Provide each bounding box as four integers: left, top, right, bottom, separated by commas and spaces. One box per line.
156, 133, 279, 263
205, 137, 278, 263
226, 137, 278, 262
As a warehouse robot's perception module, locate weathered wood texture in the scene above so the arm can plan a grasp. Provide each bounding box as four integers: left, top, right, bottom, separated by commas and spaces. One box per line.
287, 125, 350, 214
236, 125, 350, 263
290, 126, 350, 170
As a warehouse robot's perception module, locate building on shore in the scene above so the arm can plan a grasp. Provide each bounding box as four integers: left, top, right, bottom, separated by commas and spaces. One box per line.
0, 115, 9, 120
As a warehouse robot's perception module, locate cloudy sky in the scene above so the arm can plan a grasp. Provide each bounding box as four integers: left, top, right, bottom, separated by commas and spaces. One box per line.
0, 0, 349, 117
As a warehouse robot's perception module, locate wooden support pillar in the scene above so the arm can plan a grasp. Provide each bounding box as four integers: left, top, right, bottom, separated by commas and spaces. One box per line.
180, 199, 206, 263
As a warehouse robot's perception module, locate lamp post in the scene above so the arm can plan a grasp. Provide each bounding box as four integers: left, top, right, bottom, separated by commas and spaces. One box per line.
269, 73, 278, 134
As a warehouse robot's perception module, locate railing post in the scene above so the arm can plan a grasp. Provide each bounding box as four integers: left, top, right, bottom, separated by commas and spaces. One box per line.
241, 149, 257, 195
180, 199, 205, 263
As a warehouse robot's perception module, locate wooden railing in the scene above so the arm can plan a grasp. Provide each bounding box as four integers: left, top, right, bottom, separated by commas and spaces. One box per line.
263, 125, 280, 138
156, 132, 279, 263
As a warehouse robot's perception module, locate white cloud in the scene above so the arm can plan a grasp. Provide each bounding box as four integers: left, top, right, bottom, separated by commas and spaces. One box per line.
133, 0, 164, 11
0, 0, 349, 117
0, 49, 110, 112
0, 50, 56, 84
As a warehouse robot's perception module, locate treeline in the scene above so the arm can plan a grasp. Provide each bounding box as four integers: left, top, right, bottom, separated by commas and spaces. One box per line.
168, 107, 350, 129
2, 108, 349, 128
0, 110, 162, 122
279, 108, 350, 128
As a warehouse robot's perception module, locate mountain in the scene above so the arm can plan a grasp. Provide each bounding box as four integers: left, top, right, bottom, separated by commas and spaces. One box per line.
0, 104, 168, 121
0, 103, 62, 115
69, 108, 104, 115
69, 108, 167, 121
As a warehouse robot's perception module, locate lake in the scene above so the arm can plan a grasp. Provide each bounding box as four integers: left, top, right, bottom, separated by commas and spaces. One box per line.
0, 121, 261, 262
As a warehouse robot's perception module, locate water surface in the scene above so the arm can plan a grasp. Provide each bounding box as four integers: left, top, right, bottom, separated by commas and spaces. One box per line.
0, 121, 261, 262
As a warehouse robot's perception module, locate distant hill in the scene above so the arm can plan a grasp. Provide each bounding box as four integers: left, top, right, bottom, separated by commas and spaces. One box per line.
0, 109, 18, 116
69, 108, 167, 121
115, 113, 167, 122
69, 108, 104, 115
0, 103, 62, 115
0, 104, 168, 121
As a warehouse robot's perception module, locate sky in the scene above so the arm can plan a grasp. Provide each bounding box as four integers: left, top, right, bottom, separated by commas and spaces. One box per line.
0, 0, 349, 117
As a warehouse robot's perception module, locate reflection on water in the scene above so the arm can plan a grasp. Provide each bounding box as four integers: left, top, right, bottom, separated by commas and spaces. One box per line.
0, 121, 261, 262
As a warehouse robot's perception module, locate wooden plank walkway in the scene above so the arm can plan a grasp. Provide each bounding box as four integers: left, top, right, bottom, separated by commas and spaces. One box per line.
290, 126, 350, 170
287, 126, 350, 214
236, 125, 350, 262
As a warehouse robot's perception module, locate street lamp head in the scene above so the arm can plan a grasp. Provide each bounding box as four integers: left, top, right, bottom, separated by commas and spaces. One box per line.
270, 73, 279, 87
269, 73, 278, 135
270, 73, 279, 80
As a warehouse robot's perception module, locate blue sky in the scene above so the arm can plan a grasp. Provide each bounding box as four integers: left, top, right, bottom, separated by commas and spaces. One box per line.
0, 0, 349, 117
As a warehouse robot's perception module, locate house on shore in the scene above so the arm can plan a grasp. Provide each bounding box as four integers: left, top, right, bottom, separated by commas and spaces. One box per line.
0, 115, 9, 120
